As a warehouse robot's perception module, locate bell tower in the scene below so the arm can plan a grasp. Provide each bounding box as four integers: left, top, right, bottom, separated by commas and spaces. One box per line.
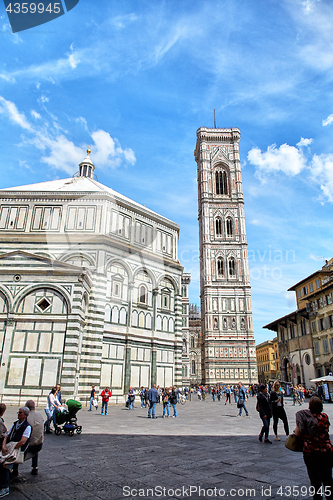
194, 127, 257, 385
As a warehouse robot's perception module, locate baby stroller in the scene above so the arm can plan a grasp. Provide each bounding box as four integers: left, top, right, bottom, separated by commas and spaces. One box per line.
54, 399, 82, 436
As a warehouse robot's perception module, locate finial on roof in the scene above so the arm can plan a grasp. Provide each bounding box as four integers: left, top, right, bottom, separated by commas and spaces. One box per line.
78, 147, 95, 178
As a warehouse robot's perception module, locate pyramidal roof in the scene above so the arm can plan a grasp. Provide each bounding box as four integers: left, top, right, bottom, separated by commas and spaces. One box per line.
0, 161, 178, 228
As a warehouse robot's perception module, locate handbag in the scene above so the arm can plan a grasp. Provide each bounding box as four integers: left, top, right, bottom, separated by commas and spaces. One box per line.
285, 433, 303, 452
93, 399, 98, 407
237, 397, 244, 408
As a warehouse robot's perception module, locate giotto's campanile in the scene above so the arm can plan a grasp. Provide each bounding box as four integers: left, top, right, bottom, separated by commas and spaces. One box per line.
195, 127, 257, 385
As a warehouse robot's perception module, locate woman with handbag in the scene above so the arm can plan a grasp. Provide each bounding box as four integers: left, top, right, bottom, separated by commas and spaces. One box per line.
295, 396, 333, 500
257, 384, 272, 444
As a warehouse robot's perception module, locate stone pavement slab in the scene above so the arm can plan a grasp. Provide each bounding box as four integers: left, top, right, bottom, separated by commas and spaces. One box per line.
2, 396, 332, 499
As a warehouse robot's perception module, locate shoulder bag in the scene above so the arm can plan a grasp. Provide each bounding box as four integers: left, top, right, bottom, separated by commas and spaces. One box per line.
285, 433, 303, 452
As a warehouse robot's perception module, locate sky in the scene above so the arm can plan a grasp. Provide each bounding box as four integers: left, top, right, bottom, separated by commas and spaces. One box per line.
0, 0, 332, 344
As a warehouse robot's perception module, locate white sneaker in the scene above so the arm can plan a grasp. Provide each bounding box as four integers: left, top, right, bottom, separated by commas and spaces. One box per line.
0, 488, 9, 498
275, 436, 281, 441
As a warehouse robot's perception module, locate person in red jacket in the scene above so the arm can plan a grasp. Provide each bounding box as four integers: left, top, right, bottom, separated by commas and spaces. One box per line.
100, 387, 112, 415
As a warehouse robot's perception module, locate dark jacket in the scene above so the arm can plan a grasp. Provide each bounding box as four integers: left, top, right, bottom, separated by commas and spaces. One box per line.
270, 390, 284, 411
7, 419, 31, 451
257, 391, 272, 419
169, 390, 177, 405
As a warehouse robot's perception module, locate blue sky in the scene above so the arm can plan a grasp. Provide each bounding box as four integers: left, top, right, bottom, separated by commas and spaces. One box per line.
0, 0, 333, 344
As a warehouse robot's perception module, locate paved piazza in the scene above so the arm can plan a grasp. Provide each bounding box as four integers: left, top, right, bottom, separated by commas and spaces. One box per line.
3, 396, 333, 500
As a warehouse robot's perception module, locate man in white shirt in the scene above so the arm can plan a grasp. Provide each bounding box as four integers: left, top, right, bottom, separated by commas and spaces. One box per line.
0, 407, 31, 498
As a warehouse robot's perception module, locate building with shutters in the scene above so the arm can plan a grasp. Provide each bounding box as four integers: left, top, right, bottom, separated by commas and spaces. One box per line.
0, 150, 184, 405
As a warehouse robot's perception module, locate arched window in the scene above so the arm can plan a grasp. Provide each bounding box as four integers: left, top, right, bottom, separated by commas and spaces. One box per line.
191, 360, 196, 375
190, 337, 195, 348
217, 258, 224, 277
215, 217, 222, 236
215, 170, 228, 195
226, 218, 233, 236
228, 258, 236, 277
139, 285, 147, 304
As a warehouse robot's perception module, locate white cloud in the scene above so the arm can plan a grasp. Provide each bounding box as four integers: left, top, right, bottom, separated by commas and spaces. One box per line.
37, 134, 84, 175
111, 13, 138, 29
300, 0, 320, 14
0, 74, 15, 83
68, 44, 80, 69
310, 153, 333, 202
31, 110, 41, 120
91, 129, 136, 169
297, 137, 313, 148
74, 116, 88, 131
0, 96, 32, 131
247, 141, 308, 180
310, 253, 326, 262
0, 96, 135, 175
323, 114, 333, 127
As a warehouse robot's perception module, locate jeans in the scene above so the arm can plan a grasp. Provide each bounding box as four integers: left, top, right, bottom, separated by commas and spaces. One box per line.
129, 399, 135, 410
260, 417, 271, 440
303, 452, 333, 500
44, 408, 53, 431
0, 463, 9, 489
89, 396, 94, 410
238, 402, 249, 416
163, 402, 170, 416
273, 407, 289, 436
225, 393, 231, 404
53, 409, 58, 427
26, 444, 43, 468
140, 396, 146, 408
212, 394, 216, 401
171, 403, 177, 417
101, 401, 108, 414
148, 402, 157, 417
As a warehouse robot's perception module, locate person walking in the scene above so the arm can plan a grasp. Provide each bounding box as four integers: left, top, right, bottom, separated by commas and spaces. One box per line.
237, 382, 249, 417
295, 396, 333, 500
88, 385, 96, 411
144, 388, 149, 408
270, 381, 289, 441
147, 384, 159, 419
139, 387, 145, 408
225, 386, 232, 405
100, 387, 112, 415
169, 386, 178, 417
233, 385, 238, 404
44, 387, 60, 433
257, 384, 272, 444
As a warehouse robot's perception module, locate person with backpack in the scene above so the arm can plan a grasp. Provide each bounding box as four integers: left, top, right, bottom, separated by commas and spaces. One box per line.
237, 382, 249, 417
257, 384, 272, 444
162, 388, 170, 418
